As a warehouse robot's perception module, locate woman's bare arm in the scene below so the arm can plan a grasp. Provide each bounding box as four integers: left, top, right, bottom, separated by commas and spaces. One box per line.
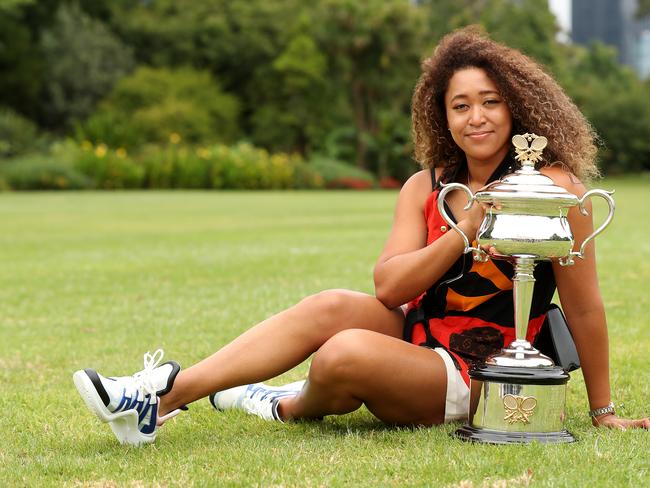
373, 170, 481, 309
545, 167, 649, 429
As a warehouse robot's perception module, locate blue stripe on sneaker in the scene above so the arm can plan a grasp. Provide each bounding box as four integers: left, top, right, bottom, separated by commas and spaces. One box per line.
139, 402, 158, 435
246, 384, 299, 402
138, 397, 153, 423
113, 390, 158, 435
114, 390, 132, 411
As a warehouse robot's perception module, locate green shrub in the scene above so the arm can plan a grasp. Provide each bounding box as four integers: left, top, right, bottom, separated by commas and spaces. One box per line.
172, 148, 212, 189
37, 140, 322, 190
0, 155, 90, 190
0, 108, 43, 157
140, 145, 173, 189
140, 144, 211, 189
54, 140, 144, 189
291, 161, 325, 189
209, 143, 320, 190
308, 155, 376, 188
136, 99, 215, 146
138, 142, 322, 190
74, 110, 144, 149
78, 67, 240, 148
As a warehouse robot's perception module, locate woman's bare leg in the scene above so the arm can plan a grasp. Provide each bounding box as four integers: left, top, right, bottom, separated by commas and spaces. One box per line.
159, 290, 404, 416
278, 329, 448, 425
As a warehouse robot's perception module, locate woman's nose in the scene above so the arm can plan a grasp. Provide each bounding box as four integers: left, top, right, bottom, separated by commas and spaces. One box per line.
468, 105, 486, 126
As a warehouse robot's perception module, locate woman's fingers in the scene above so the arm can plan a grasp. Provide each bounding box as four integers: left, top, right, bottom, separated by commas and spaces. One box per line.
633, 417, 650, 429
595, 414, 650, 429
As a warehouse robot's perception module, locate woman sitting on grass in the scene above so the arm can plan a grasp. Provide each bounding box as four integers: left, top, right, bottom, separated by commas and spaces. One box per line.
73, 28, 649, 445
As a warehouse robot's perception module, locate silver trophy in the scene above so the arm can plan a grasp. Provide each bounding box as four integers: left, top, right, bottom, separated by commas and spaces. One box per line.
438, 133, 615, 444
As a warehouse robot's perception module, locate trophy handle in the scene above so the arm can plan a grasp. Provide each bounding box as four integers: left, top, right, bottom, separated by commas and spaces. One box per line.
437, 183, 489, 262
559, 189, 615, 266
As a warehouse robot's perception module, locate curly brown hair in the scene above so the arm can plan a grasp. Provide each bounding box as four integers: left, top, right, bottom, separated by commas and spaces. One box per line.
412, 27, 599, 182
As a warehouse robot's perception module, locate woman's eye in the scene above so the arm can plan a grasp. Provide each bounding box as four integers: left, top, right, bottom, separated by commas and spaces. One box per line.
484, 99, 500, 106
453, 104, 469, 111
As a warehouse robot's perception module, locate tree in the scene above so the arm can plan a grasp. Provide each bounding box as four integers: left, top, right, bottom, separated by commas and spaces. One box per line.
107, 0, 317, 147
4, 0, 648, 179
0, 0, 43, 119
562, 42, 650, 173
311, 0, 427, 171
39, 2, 134, 130
421, 0, 562, 68
250, 30, 332, 154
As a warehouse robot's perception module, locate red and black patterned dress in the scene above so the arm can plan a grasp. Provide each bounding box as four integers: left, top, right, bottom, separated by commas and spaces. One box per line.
404, 161, 556, 386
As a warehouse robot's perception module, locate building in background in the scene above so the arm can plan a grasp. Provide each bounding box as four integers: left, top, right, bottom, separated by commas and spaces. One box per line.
571, 0, 650, 78
548, 0, 572, 43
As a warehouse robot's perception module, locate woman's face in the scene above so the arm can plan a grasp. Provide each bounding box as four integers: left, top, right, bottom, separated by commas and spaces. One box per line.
444, 67, 513, 168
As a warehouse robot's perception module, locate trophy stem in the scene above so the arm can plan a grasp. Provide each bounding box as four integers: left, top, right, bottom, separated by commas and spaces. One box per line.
512, 255, 536, 349
485, 255, 553, 367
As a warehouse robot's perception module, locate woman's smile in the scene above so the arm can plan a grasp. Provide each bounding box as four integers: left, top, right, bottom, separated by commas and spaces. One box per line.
466, 130, 494, 140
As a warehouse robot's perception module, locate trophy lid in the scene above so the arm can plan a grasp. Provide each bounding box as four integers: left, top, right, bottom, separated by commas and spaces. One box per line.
474, 134, 579, 208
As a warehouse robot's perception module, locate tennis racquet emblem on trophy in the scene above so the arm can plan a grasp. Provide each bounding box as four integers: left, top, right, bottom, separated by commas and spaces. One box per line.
438, 133, 615, 444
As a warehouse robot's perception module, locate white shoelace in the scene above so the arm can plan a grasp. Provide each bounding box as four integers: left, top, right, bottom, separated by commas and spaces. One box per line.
132, 349, 164, 405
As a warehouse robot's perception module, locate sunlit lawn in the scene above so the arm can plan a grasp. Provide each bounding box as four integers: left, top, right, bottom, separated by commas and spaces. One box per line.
1, 177, 648, 487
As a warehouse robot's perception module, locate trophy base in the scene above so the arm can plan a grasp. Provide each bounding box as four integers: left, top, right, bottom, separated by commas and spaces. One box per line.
453, 364, 576, 444
454, 425, 575, 444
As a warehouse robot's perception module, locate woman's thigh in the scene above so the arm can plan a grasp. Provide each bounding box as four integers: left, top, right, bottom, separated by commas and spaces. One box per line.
296, 289, 405, 342
309, 328, 448, 425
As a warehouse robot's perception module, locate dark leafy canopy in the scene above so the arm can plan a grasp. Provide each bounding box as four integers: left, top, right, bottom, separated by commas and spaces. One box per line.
0, 0, 43, 120
106, 0, 429, 178
310, 0, 427, 177
562, 43, 650, 173
422, 0, 561, 67
2, 0, 650, 177
39, 2, 135, 130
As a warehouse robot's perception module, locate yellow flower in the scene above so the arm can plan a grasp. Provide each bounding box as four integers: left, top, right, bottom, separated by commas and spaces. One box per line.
169, 133, 181, 144
81, 140, 93, 151
196, 147, 211, 159
116, 148, 127, 159
94, 143, 107, 158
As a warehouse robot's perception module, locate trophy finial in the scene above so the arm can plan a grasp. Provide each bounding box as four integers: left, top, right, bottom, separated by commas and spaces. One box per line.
512, 133, 547, 167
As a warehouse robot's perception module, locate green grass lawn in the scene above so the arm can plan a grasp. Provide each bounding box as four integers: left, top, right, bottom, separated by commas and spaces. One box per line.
1, 178, 649, 487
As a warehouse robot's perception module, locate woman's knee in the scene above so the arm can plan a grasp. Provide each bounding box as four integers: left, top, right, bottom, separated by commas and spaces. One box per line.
296, 289, 361, 332
308, 329, 370, 386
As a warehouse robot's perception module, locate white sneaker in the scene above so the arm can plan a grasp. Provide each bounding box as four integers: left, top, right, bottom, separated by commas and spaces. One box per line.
72, 349, 185, 445
209, 380, 306, 421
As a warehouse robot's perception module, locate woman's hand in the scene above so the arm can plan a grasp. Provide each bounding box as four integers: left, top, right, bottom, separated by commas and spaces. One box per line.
592, 413, 650, 429
457, 200, 489, 238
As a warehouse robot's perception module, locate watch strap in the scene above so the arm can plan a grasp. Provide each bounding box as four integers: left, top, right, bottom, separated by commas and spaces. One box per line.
589, 401, 615, 418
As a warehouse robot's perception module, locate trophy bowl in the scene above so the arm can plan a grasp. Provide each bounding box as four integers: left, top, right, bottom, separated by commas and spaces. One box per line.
437, 134, 615, 444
